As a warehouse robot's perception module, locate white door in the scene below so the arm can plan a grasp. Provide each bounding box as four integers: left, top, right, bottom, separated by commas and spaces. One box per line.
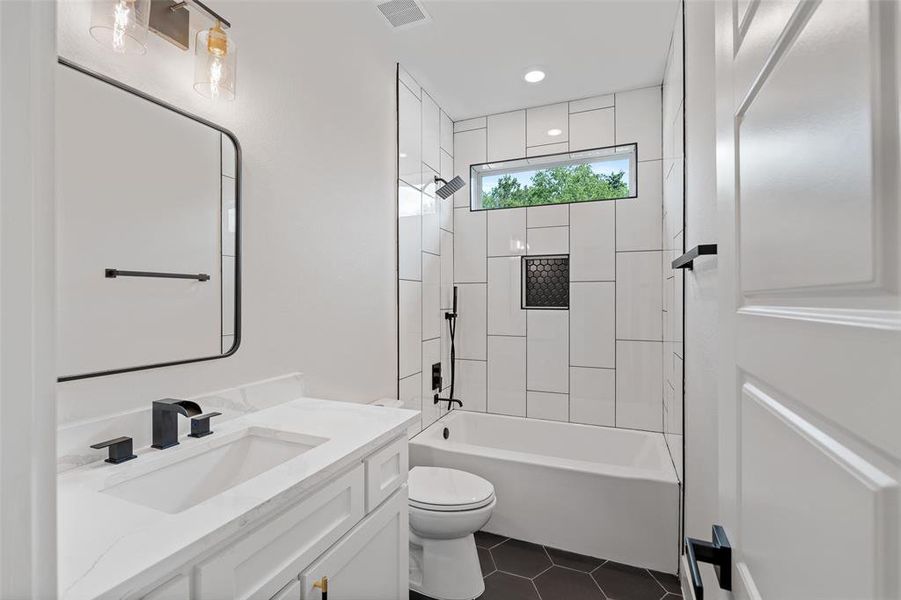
300, 488, 408, 600
706, 0, 901, 599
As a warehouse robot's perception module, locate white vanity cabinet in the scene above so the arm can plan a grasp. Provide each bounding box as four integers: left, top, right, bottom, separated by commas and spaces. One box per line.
134, 434, 410, 600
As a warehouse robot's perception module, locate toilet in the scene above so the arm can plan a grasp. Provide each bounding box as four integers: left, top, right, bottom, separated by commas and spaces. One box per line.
408, 466, 496, 600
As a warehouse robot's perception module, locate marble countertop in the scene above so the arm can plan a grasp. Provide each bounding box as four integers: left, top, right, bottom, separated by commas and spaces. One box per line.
58, 397, 419, 600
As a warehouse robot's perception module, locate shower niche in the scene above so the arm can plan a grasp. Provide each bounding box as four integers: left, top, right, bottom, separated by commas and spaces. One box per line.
521, 255, 569, 310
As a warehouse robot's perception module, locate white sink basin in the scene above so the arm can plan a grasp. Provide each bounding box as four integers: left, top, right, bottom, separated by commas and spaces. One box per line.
102, 427, 328, 514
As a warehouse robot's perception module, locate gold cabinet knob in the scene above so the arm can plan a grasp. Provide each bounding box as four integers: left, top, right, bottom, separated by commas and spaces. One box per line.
313, 576, 329, 593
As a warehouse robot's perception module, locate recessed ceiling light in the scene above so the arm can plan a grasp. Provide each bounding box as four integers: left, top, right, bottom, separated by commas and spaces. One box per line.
524, 70, 546, 83
547, 128, 562, 137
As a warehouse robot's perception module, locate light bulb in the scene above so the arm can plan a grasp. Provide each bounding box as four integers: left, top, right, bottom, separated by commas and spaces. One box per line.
194, 22, 237, 101
89, 0, 150, 55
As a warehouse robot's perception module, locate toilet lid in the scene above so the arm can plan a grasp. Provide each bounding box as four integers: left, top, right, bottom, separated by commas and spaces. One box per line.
408, 467, 495, 512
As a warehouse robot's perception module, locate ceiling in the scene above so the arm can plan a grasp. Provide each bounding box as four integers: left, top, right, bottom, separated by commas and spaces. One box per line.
386, 0, 680, 120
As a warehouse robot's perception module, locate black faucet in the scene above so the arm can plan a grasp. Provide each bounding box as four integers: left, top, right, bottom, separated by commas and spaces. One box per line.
152, 398, 202, 449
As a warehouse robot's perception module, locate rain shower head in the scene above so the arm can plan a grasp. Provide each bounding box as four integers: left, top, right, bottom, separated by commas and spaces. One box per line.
434, 175, 465, 199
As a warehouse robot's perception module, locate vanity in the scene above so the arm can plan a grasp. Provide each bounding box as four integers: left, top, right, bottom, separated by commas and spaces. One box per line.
58, 398, 419, 600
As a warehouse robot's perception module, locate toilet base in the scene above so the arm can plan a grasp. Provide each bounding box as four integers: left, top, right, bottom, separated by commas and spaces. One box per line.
409, 531, 485, 600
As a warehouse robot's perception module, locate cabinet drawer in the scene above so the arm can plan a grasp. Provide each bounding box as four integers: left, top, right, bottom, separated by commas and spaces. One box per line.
195, 465, 365, 600
365, 436, 408, 512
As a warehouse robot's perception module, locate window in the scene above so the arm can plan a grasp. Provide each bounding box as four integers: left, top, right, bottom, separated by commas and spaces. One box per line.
470, 143, 637, 211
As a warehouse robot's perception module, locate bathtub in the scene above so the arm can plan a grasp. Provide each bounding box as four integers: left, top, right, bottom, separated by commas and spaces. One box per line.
409, 410, 680, 573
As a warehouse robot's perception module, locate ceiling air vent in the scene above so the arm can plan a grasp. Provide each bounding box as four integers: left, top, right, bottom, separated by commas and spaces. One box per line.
376, 0, 431, 30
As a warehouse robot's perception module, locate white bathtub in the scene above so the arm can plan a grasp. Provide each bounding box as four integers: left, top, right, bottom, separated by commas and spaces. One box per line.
409, 411, 680, 573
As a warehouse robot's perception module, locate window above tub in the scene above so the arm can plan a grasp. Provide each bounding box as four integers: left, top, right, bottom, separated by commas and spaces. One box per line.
470, 143, 637, 211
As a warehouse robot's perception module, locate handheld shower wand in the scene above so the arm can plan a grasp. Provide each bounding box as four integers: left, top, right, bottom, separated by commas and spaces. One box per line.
434, 286, 462, 410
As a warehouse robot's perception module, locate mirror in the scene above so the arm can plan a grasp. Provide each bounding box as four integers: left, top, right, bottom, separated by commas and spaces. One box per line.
55, 59, 240, 381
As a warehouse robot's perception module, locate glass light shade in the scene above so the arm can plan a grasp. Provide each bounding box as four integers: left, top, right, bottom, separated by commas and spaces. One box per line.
194, 24, 237, 101
89, 0, 151, 55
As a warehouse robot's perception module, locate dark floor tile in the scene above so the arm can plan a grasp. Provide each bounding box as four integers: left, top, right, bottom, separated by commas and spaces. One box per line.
648, 570, 682, 595
409, 591, 434, 600
591, 561, 667, 600
534, 566, 608, 600
491, 538, 552, 578
480, 572, 541, 600
545, 546, 605, 572
475, 530, 509, 549
661, 594, 683, 599
479, 546, 496, 576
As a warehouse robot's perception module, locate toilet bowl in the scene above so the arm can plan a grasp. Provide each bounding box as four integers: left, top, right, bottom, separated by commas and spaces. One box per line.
408, 466, 495, 600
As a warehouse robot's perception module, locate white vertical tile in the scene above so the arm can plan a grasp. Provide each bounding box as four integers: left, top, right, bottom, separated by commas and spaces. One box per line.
440, 110, 454, 155
570, 201, 615, 281
422, 92, 440, 171
527, 204, 569, 227
399, 280, 422, 378
616, 251, 663, 341
422, 165, 440, 255
527, 391, 568, 422
440, 229, 454, 310
440, 150, 454, 232
398, 66, 420, 98
487, 209, 527, 256
398, 181, 422, 281
455, 283, 487, 360
617, 160, 663, 251
526, 103, 569, 146
674, 263, 683, 348
399, 373, 423, 438
221, 177, 236, 256
616, 341, 663, 431
487, 257, 526, 336
487, 110, 526, 161
222, 256, 235, 335
454, 117, 487, 132
221, 134, 236, 178
454, 208, 486, 282
488, 336, 526, 416
399, 83, 422, 186
456, 360, 487, 412
527, 226, 569, 255
570, 282, 615, 368
569, 94, 614, 113
422, 252, 440, 341
615, 86, 662, 161
221, 335, 234, 354
453, 128, 486, 207
570, 368, 615, 426
527, 310, 569, 393
569, 108, 615, 151
421, 338, 441, 428
527, 143, 569, 157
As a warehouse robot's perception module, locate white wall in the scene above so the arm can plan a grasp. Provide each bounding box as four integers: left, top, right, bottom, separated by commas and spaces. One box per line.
56, 1, 399, 422
682, 0, 718, 542
397, 66, 454, 435
451, 89, 667, 430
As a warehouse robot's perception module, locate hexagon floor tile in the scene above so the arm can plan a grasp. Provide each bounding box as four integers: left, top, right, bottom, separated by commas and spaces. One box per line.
410, 532, 682, 600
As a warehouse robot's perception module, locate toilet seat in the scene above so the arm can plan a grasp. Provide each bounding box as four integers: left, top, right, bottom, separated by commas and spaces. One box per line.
408, 466, 495, 512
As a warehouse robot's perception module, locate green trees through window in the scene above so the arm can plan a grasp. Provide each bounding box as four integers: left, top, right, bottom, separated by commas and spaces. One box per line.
480, 164, 630, 209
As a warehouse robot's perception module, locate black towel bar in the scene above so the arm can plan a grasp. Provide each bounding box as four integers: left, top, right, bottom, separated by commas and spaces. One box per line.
105, 269, 210, 281
672, 244, 717, 270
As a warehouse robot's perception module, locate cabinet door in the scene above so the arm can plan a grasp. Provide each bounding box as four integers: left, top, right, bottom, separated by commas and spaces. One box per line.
300, 486, 408, 600
271, 580, 301, 600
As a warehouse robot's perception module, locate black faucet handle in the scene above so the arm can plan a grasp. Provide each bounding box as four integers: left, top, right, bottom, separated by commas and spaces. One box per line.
189, 412, 222, 438
90, 436, 137, 464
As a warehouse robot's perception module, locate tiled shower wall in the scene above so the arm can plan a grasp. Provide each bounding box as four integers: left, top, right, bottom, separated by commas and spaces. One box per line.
451, 87, 669, 431
662, 4, 685, 480
397, 66, 455, 435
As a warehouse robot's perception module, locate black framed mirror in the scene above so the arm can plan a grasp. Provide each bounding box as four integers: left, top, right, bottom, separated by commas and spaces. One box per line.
56, 58, 241, 382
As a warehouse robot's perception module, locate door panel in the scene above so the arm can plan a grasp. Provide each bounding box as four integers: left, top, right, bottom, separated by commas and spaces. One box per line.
716, 0, 901, 598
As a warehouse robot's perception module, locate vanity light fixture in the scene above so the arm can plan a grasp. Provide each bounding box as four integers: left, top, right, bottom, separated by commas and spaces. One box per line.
91, 0, 237, 100
524, 70, 546, 83
90, 0, 152, 54
547, 128, 562, 137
